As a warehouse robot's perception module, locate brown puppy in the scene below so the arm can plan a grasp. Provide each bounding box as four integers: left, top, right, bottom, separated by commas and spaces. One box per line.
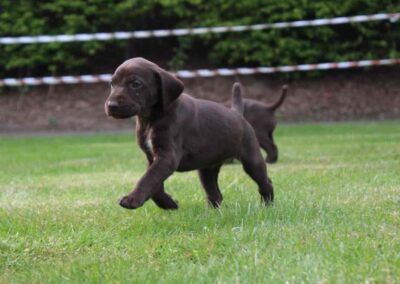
105, 57, 274, 210
231, 83, 287, 164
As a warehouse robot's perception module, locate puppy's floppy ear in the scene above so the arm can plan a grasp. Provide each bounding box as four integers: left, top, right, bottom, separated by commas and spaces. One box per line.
155, 68, 184, 110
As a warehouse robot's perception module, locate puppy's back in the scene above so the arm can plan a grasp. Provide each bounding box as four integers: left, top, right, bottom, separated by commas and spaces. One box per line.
178, 94, 249, 157
181, 94, 245, 134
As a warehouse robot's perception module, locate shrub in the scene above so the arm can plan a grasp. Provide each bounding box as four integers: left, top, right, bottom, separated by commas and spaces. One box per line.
0, 0, 398, 77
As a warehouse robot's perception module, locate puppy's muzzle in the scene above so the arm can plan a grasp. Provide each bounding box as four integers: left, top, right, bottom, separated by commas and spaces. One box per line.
106, 100, 119, 110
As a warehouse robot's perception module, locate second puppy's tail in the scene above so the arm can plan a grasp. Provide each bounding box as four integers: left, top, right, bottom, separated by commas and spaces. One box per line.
267, 85, 288, 112
231, 82, 244, 115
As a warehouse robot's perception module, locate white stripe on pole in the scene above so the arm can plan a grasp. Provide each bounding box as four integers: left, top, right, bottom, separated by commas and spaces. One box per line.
0, 13, 398, 45
1, 59, 399, 87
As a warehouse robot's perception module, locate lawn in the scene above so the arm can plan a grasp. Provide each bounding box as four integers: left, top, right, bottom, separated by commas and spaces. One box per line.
0, 122, 399, 283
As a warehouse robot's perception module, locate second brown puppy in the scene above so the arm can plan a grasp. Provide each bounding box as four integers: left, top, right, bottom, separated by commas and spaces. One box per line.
105, 57, 274, 210
231, 83, 287, 164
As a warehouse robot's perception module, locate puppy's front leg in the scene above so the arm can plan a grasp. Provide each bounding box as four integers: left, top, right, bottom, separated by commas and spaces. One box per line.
152, 184, 179, 210
119, 157, 178, 209
143, 158, 178, 210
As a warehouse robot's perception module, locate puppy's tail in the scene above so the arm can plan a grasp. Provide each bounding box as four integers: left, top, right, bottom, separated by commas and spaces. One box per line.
231, 82, 244, 115
267, 85, 288, 112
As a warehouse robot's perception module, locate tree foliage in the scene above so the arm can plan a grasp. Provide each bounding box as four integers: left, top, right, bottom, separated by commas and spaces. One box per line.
0, 0, 398, 77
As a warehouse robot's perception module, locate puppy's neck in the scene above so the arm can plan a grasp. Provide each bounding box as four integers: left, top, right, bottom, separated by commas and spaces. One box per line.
137, 108, 163, 126
137, 104, 161, 123
138, 98, 179, 123
137, 110, 153, 121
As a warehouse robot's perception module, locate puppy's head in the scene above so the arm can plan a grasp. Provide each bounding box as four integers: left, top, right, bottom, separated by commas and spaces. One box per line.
105, 57, 184, 119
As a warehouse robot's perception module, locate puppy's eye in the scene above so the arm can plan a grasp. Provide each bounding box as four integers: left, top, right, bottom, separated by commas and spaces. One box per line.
129, 80, 142, 90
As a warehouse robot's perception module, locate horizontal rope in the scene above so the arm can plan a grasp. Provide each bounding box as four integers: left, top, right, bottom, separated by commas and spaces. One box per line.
1, 59, 399, 87
0, 13, 399, 45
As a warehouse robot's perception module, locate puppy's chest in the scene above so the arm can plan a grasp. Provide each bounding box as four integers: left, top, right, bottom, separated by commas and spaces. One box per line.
145, 136, 154, 154
139, 129, 154, 155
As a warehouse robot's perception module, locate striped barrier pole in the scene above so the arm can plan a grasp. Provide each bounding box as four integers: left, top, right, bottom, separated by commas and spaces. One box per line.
0, 13, 399, 45
1, 59, 399, 87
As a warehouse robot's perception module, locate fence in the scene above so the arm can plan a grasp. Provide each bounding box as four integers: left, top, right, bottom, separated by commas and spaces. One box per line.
0, 13, 399, 87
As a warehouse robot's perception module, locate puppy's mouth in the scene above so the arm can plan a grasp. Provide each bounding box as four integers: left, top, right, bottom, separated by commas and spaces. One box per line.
106, 107, 139, 119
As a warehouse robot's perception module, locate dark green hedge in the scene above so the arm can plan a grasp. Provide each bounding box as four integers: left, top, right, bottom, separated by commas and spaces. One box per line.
0, 0, 399, 77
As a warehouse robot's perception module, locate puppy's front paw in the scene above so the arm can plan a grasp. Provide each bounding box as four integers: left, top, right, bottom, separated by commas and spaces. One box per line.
119, 195, 144, 209
266, 156, 278, 164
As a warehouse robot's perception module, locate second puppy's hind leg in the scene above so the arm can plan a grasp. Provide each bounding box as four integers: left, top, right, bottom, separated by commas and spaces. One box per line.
240, 130, 274, 204
198, 165, 223, 208
259, 131, 278, 164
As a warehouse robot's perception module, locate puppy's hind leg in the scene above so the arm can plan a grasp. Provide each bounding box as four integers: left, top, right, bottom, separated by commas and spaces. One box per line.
260, 131, 278, 164
152, 184, 178, 210
240, 130, 274, 204
198, 165, 223, 208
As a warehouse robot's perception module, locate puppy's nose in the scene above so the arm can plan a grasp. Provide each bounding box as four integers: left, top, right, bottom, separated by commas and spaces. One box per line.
107, 100, 119, 108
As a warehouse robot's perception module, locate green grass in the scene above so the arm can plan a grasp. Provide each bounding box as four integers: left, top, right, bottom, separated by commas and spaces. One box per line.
1, 122, 399, 283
